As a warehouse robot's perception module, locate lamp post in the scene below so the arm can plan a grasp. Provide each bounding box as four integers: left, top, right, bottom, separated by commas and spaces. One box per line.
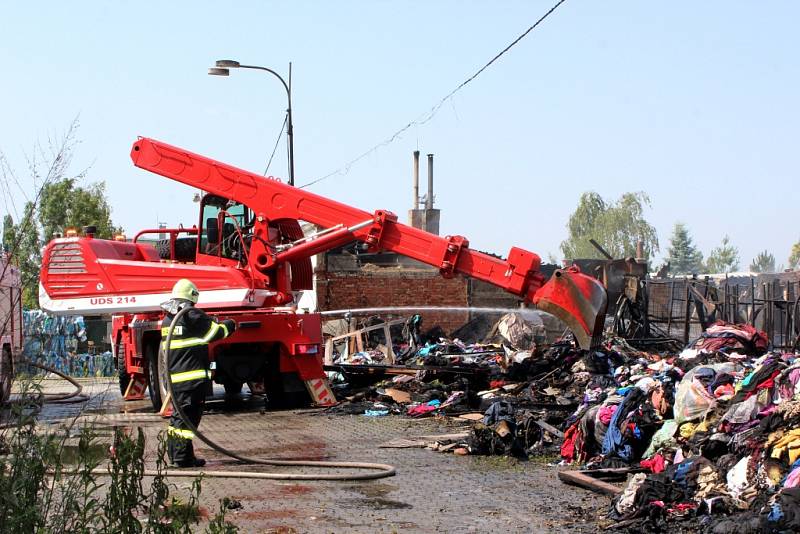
209, 60, 295, 186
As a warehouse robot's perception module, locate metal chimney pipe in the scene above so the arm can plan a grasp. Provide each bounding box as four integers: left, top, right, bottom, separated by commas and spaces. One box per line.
426, 153, 434, 209
412, 150, 420, 209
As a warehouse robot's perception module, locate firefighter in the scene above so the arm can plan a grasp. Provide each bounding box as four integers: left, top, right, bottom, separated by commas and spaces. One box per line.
161, 278, 235, 467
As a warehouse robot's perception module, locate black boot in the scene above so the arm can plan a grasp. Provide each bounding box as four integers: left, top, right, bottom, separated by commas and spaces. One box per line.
173, 456, 206, 468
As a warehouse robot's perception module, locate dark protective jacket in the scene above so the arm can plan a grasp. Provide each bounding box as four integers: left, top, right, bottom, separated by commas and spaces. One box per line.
161, 302, 236, 392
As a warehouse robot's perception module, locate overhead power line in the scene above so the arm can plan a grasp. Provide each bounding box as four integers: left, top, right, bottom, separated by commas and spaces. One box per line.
299, 0, 569, 189
264, 114, 288, 176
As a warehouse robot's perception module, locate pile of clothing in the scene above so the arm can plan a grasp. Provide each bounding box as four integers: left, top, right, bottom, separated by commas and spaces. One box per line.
678, 321, 769, 362
557, 320, 800, 532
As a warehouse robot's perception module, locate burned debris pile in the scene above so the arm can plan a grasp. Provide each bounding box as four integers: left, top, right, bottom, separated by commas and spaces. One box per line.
323, 312, 800, 532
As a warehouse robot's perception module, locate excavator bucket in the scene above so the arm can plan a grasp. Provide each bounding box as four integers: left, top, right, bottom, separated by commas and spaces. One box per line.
532, 266, 608, 350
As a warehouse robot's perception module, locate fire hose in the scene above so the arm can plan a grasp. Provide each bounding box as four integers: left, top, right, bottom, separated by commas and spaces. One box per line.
2, 314, 396, 480
0, 360, 93, 429
156, 304, 396, 480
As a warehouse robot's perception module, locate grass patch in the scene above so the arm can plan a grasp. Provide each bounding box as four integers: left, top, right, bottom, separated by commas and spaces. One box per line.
0, 375, 239, 532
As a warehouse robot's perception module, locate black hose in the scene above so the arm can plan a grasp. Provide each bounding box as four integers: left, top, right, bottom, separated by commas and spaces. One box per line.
163, 305, 396, 480
0, 359, 89, 429
24, 360, 90, 403
2, 359, 90, 405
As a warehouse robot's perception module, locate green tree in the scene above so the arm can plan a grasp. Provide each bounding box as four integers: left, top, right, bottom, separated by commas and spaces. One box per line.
2, 214, 12, 251
750, 250, 776, 273
1, 120, 120, 308
706, 235, 740, 273
666, 223, 704, 275
560, 191, 659, 260
789, 241, 800, 270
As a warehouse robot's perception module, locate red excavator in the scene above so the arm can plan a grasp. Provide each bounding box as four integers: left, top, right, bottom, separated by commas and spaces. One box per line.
39, 138, 607, 410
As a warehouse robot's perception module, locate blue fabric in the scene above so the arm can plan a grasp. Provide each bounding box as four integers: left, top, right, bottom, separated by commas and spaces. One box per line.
767, 502, 784, 523
602, 390, 634, 461
673, 459, 695, 489
417, 345, 433, 356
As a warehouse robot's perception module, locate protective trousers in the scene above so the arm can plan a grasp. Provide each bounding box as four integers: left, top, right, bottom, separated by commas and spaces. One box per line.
167, 384, 206, 465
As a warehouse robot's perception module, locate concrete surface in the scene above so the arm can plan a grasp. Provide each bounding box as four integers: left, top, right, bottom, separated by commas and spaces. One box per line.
17, 377, 609, 533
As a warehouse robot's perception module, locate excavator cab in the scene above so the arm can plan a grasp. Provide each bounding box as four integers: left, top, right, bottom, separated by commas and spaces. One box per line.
198, 195, 253, 262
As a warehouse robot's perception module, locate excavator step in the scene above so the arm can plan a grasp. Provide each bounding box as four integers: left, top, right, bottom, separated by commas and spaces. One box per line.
304, 378, 337, 406
123, 375, 148, 400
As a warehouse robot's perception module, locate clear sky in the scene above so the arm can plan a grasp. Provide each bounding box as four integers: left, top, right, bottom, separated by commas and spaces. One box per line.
1, 1, 798, 269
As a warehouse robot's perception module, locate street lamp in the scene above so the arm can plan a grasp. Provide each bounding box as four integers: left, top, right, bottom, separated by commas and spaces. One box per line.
208, 59, 295, 186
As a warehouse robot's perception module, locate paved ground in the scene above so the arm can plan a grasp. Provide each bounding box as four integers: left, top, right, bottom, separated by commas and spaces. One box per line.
13, 377, 610, 533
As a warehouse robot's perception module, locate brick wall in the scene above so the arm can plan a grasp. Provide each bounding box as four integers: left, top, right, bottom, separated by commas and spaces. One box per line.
316, 267, 469, 334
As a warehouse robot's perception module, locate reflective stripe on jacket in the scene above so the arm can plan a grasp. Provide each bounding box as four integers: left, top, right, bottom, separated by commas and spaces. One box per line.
167, 426, 195, 440
160, 303, 235, 392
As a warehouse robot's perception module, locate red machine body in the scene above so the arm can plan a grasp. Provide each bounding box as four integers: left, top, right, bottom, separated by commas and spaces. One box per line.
39, 138, 606, 409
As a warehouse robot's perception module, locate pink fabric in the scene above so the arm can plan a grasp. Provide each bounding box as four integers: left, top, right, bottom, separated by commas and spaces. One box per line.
407, 404, 437, 417
598, 405, 618, 425
785, 467, 800, 488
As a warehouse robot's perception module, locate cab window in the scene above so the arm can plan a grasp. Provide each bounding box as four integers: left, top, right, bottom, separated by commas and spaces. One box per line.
199, 197, 252, 260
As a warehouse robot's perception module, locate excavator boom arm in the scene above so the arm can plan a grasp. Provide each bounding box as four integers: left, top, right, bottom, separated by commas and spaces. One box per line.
131, 137, 607, 347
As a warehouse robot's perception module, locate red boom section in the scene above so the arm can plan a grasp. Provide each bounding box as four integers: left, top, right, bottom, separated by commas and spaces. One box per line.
130, 138, 546, 300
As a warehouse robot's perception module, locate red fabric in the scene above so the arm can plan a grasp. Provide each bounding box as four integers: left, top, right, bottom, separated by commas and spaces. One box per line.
640, 453, 666, 474
560, 423, 582, 463
489, 380, 506, 389
714, 384, 735, 398
667, 502, 698, 515
755, 371, 780, 392
742, 369, 781, 401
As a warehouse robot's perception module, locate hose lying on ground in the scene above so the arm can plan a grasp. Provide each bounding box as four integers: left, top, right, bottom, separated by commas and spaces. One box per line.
0, 360, 90, 429
160, 305, 396, 481
24, 360, 90, 403
2, 359, 90, 405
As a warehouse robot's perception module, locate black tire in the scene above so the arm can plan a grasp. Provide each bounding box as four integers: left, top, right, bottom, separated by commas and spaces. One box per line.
156, 237, 197, 262
146, 343, 165, 411
116, 337, 130, 396
224, 381, 243, 396
264, 370, 311, 409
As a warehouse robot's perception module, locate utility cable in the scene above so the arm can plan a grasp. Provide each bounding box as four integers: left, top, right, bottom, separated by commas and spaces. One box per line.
299, 0, 569, 189
263, 114, 288, 176
161, 305, 396, 480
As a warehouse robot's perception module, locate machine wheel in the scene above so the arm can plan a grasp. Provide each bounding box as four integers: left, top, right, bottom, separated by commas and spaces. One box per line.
263, 369, 311, 409
224, 381, 243, 396
156, 237, 197, 262
116, 337, 130, 396
0, 345, 13, 405
146, 343, 166, 411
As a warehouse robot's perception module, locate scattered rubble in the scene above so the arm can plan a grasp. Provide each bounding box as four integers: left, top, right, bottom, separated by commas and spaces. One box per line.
325, 312, 800, 532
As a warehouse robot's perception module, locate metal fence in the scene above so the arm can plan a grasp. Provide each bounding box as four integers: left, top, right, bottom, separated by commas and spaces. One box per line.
616, 272, 800, 349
